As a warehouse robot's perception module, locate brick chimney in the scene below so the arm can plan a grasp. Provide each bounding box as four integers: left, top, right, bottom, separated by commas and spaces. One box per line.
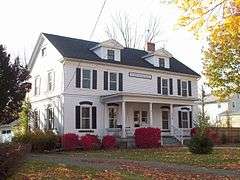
146, 42, 155, 52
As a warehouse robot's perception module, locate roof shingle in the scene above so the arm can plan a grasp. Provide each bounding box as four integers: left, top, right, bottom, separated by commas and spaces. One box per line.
43, 33, 200, 77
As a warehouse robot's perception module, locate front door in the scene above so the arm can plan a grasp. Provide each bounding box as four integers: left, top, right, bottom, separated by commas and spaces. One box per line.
108, 107, 118, 128
162, 110, 169, 130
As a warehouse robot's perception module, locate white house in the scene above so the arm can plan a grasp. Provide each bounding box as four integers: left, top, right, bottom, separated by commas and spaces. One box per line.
28, 33, 200, 144
204, 94, 240, 127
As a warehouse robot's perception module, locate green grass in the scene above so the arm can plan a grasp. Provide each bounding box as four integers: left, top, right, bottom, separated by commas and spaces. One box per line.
69, 148, 240, 167
9, 160, 146, 180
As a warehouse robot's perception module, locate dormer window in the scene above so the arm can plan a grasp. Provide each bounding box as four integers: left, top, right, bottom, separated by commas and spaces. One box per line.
90, 39, 123, 62
159, 58, 165, 68
107, 50, 115, 60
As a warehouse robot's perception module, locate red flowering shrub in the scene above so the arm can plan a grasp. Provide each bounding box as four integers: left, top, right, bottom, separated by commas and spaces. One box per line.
206, 129, 220, 144
102, 135, 117, 149
191, 128, 197, 137
190, 128, 220, 144
134, 128, 161, 148
62, 133, 79, 151
80, 134, 100, 151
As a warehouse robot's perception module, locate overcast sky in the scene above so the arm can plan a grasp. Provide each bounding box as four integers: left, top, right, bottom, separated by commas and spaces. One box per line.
0, 0, 203, 75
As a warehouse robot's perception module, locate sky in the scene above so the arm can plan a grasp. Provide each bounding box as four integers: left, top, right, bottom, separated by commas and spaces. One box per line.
0, 0, 204, 76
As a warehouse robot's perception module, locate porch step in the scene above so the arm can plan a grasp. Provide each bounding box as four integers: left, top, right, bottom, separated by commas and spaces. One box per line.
116, 136, 135, 148
162, 136, 181, 145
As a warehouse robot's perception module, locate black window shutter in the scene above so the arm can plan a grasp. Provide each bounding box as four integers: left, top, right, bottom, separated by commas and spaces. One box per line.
104, 71, 108, 90
76, 68, 81, 88
189, 111, 192, 128
157, 77, 161, 94
75, 106, 81, 129
169, 78, 173, 95
92, 70, 97, 89
92, 106, 97, 129
177, 79, 181, 95
188, 81, 192, 96
118, 73, 123, 91
178, 111, 182, 128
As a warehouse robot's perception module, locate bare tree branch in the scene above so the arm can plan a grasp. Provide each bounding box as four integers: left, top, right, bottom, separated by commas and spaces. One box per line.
105, 12, 162, 49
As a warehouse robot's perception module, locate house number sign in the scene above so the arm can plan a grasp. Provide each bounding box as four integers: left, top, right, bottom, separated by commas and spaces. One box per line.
129, 72, 152, 80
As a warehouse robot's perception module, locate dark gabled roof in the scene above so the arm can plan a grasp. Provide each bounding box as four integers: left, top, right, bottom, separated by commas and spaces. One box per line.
43, 33, 200, 77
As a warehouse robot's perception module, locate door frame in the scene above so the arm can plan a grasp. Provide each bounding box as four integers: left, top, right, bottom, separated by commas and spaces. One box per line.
161, 108, 170, 131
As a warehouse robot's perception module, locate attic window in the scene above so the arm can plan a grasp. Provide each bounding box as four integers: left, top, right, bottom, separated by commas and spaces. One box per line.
107, 50, 115, 60
41, 47, 47, 57
159, 58, 165, 68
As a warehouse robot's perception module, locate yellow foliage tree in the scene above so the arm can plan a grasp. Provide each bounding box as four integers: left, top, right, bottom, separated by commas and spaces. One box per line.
175, 0, 240, 99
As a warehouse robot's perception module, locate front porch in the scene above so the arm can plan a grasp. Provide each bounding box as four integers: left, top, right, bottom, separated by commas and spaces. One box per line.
101, 93, 197, 144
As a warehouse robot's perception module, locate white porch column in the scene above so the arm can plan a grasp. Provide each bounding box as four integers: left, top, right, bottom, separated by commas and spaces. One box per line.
104, 103, 108, 129
149, 102, 153, 126
170, 104, 173, 128
121, 101, 126, 138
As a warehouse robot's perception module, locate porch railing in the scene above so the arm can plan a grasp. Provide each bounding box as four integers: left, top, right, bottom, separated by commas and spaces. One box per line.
170, 125, 192, 144
170, 125, 184, 144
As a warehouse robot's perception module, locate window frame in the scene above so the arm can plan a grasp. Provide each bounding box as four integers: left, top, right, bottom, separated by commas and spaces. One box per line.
46, 106, 54, 130
181, 111, 189, 128
159, 58, 165, 68
80, 105, 92, 129
34, 76, 41, 96
47, 71, 55, 92
162, 110, 169, 130
162, 78, 168, 95
141, 111, 148, 123
108, 107, 118, 128
134, 111, 140, 127
181, 81, 188, 97
82, 69, 92, 89
107, 49, 115, 60
109, 72, 118, 91
41, 47, 47, 57
33, 109, 40, 129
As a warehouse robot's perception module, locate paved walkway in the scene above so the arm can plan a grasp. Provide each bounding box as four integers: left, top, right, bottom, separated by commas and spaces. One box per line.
27, 153, 240, 178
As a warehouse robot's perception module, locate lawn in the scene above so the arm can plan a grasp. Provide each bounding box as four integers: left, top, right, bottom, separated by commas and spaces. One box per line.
67, 147, 240, 169
9, 148, 240, 179
9, 160, 146, 180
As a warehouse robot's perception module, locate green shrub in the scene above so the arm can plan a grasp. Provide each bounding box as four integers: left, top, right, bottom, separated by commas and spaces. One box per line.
12, 132, 32, 144
188, 136, 213, 154
13, 130, 60, 152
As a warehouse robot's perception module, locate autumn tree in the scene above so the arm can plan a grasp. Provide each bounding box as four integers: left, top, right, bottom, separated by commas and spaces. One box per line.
174, 0, 240, 100
105, 12, 161, 49
0, 45, 31, 125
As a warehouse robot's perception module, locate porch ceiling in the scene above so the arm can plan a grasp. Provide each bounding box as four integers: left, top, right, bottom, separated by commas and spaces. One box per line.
100, 92, 198, 105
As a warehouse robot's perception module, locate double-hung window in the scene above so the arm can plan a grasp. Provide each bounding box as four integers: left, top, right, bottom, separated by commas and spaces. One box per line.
159, 58, 165, 68
33, 109, 40, 129
47, 71, 54, 92
109, 72, 117, 91
141, 111, 148, 123
182, 81, 187, 97
41, 47, 47, 57
47, 106, 54, 130
81, 106, 91, 129
182, 111, 188, 128
107, 50, 115, 60
162, 79, 168, 95
82, 69, 91, 89
34, 76, 41, 96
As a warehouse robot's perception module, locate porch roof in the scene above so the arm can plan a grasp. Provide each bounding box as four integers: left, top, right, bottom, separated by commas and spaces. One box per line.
100, 92, 198, 105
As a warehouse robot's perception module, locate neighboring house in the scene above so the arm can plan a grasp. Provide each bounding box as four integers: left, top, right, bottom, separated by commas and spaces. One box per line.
0, 121, 17, 143
27, 33, 200, 144
204, 94, 240, 127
